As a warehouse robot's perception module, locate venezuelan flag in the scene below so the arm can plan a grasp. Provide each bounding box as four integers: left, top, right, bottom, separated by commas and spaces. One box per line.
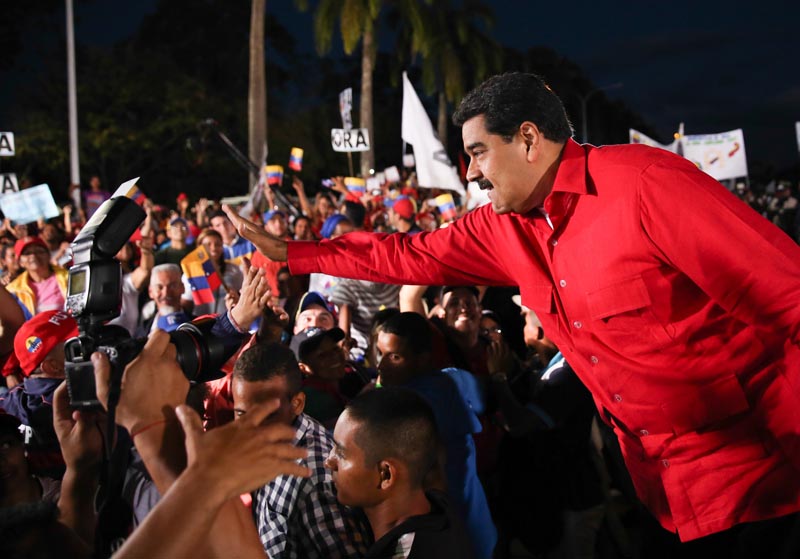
288, 147, 304, 172
266, 165, 284, 186
181, 247, 222, 306
435, 193, 457, 222
344, 177, 366, 197
123, 183, 146, 206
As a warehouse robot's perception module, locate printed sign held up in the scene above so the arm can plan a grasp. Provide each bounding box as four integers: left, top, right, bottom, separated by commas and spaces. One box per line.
331, 128, 370, 153
0, 132, 15, 156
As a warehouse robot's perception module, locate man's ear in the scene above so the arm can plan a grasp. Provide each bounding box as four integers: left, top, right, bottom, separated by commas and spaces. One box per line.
519, 122, 542, 158
298, 362, 313, 377
291, 391, 306, 416
378, 460, 398, 490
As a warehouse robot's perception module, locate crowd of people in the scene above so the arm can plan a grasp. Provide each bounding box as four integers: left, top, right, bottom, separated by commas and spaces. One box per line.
1, 71, 799, 559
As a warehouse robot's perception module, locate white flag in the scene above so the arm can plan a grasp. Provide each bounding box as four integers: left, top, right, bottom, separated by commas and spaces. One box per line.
402, 72, 465, 195
629, 129, 678, 153
680, 129, 748, 181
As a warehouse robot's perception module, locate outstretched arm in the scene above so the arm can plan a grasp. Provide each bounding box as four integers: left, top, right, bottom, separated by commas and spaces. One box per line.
224, 204, 288, 262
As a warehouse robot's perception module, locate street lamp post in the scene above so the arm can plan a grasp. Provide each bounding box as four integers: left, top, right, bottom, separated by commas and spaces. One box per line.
578, 82, 623, 143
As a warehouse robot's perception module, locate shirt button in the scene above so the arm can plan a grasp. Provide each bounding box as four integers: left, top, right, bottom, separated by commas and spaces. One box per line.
590, 356, 599, 364
662, 460, 670, 468
639, 429, 649, 436
559, 279, 567, 287
573, 321, 582, 329
551, 239, 558, 247
613, 394, 622, 403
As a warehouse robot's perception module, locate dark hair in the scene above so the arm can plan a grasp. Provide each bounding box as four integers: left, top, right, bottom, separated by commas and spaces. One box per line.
232, 342, 302, 396
346, 387, 440, 488
209, 210, 229, 221
343, 201, 366, 228
370, 307, 401, 337
380, 312, 433, 354
452, 72, 573, 143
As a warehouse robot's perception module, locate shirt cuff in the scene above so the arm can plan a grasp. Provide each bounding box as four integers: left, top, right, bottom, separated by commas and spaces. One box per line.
287, 241, 322, 276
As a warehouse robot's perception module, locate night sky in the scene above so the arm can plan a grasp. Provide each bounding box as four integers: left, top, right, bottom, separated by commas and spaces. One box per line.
6, 0, 800, 172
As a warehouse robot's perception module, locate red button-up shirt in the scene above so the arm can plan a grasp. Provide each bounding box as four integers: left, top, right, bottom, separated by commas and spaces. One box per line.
288, 139, 800, 541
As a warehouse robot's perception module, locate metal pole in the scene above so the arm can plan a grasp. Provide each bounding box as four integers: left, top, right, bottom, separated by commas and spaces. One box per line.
66, 0, 80, 185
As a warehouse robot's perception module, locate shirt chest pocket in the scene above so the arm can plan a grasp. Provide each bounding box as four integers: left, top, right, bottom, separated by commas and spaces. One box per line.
586, 275, 674, 350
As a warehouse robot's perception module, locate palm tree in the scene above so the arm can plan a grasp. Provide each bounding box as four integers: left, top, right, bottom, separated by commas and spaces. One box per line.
299, 0, 427, 177
394, 0, 501, 145
248, 0, 267, 185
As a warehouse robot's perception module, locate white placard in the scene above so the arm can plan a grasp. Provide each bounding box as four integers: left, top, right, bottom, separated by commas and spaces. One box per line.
0, 183, 60, 224
402, 154, 415, 168
384, 166, 400, 183
0, 173, 19, 194
0, 132, 15, 156
366, 177, 380, 191
330, 128, 371, 153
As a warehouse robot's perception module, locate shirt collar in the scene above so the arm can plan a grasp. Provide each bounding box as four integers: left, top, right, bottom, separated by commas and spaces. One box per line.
549, 138, 590, 196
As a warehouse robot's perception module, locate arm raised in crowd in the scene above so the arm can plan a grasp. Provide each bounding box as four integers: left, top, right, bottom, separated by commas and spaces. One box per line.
129, 210, 155, 291
52, 382, 103, 548
114, 401, 310, 559
291, 176, 314, 218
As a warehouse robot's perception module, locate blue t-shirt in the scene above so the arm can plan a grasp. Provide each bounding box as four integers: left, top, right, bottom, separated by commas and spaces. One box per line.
404, 370, 497, 559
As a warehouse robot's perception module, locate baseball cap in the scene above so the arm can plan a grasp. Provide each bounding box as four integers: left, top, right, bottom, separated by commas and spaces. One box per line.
290, 327, 345, 362
13, 310, 78, 376
169, 217, 188, 228
294, 291, 335, 323
176, 192, 188, 202
14, 237, 49, 260
320, 214, 350, 239
391, 197, 417, 220
262, 209, 286, 223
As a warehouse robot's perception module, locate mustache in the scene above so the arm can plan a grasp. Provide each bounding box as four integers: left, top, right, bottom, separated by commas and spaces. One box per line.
477, 179, 493, 190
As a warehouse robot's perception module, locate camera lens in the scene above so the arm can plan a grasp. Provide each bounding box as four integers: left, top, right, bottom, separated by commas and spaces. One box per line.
170, 317, 240, 382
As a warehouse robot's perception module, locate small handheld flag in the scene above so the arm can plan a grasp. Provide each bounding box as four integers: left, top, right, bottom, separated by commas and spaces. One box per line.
266, 165, 284, 186
181, 247, 223, 306
288, 148, 304, 172
435, 193, 457, 222
344, 177, 366, 198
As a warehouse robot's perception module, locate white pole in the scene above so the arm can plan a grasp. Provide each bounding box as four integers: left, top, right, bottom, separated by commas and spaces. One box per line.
66, 0, 80, 185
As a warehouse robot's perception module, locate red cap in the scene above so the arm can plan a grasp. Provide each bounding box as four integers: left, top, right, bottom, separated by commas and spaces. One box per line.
391, 198, 416, 220
14, 237, 49, 260
177, 192, 188, 202
13, 310, 78, 376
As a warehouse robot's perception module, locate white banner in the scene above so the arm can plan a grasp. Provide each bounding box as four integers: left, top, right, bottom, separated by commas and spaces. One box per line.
401, 72, 464, 195
0, 173, 19, 194
681, 129, 748, 181
0, 183, 60, 224
629, 129, 677, 153
331, 128, 370, 152
0, 132, 15, 156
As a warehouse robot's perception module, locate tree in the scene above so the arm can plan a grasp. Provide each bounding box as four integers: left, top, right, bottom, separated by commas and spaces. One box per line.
249, 0, 267, 186
297, 0, 384, 177
392, 0, 502, 146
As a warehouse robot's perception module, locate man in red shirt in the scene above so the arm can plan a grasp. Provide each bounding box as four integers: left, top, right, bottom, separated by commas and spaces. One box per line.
223, 73, 800, 555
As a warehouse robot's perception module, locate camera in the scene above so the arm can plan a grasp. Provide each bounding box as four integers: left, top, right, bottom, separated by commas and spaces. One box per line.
64, 187, 238, 409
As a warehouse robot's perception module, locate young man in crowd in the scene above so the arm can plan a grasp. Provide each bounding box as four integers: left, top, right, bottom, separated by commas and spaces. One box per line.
210, 209, 255, 263
232, 341, 371, 558
327, 387, 475, 559
375, 311, 496, 559
154, 217, 192, 265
